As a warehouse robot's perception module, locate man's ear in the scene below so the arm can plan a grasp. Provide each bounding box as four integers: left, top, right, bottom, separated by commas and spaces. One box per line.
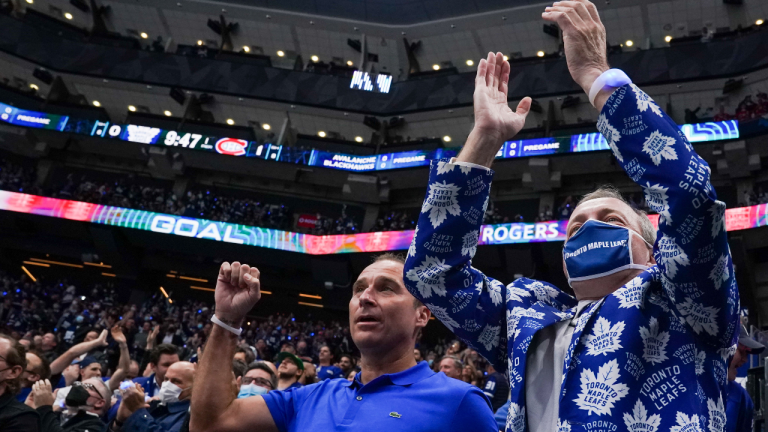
416, 305, 431, 328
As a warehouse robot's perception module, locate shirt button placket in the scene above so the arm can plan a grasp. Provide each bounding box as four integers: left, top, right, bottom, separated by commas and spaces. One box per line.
356, 396, 363, 401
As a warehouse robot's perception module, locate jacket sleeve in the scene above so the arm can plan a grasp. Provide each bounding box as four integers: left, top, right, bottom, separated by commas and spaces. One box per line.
403, 159, 511, 371
36, 406, 63, 432
121, 408, 183, 432
598, 83, 739, 349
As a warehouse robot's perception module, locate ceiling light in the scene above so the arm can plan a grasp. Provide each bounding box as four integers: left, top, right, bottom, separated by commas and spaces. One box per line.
140, 32, 148, 39
64, 12, 73, 19
625, 40, 634, 47
262, 123, 271, 130
242, 46, 250, 52
318, 131, 326, 137
503, 55, 509, 61
466, 59, 474, 66
537, 51, 545, 57
29, 83, 39, 90
664, 35, 673, 43
92, 100, 101, 107
277, 50, 285, 57
128, 105, 136, 112
432, 64, 440, 70
311, 55, 319, 62
443, 135, 451, 142
197, 40, 204, 46
226, 118, 235, 125
757, 19, 764, 26
347, 60, 353, 66
25, 0, 33, 3
355, 136, 363, 142
164, 110, 172, 116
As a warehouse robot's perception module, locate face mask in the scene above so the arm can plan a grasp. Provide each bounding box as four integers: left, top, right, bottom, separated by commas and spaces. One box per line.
65, 385, 92, 407
237, 384, 269, 399
75, 316, 84, 324
563, 219, 652, 286
158, 381, 188, 404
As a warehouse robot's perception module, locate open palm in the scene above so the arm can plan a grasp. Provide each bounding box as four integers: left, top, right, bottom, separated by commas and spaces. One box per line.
214, 261, 261, 324
473, 52, 531, 143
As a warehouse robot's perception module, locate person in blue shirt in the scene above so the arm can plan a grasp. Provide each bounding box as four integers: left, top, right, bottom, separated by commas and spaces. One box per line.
316, 345, 344, 381
275, 352, 303, 390
402, 2, 739, 432
726, 325, 764, 432
190, 255, 498, 432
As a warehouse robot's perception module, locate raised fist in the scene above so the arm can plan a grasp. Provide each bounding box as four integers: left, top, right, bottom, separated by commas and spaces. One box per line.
214, 262, 261, 326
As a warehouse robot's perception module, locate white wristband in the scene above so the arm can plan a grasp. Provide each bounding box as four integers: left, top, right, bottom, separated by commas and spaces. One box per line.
211, 315, 243, 336
589, 69, 632, 108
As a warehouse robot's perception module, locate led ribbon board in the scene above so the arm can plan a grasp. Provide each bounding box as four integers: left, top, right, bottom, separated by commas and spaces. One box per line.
0, 101, 741, 173
1, 190, 765, 255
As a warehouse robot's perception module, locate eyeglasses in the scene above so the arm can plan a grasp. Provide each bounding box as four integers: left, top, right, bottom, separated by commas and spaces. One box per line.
73, 381, 104, 400
242, 377, 273, 389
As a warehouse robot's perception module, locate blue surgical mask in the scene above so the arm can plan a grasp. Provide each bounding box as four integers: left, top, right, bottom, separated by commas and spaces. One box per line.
237, 384, 268, 399
75, 316, 84, 324
563, 219, 652, 286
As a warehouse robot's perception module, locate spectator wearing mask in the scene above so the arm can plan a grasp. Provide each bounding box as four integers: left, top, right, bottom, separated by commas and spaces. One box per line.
482, 363, 509, 413
726, 325, 765, 432
275, 352, 303, 390
437, 356, 463, 380
239, 362, 277, 398
31, 378, 109, 432
16, 350, 50, 402
135, 344, 179, 397
0, 334, 40, 432
316, 345, 343, 380
109, 361, 195, 432
190, 255, 497, 432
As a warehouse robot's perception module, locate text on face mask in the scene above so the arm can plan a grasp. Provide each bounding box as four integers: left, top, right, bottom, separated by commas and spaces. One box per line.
564, 240, 628, 260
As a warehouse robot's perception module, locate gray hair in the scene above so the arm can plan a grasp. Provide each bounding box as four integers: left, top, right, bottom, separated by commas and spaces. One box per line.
83, 377, 111, 412
577, 186, 657, 245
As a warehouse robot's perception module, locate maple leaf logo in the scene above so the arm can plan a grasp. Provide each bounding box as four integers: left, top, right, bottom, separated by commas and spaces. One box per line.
642, 182, 672, 226
420, 181, 462, 228
709, 201, 726, 239
506, 307, 544, 342
657, 234, 689, 279
506, 284, 530, 304
597, 114, 623, 163
678, 297, 720, 335
583, 317, 625, 356
614, 276, 649, 309
670, 412, 703, 432
435, 160, 455, 175
694, 347, 706, 375
478, 324, 501, 351
461, 230, 479, 257
574, 359, 628, 416
623, 400, 661, 432
707, 395, 726, 432
631, 84, 663, 117
642, 130, 678, 166
424, 303, 460, 332
557, 420, 571, 432
525, 280, 560, 304
506, 403, 526, 432
407, 226, 418, 258
708, 255, 729, 290
639, 317, 670, 365
488, 279, 504, 306
405, 255, 449, 299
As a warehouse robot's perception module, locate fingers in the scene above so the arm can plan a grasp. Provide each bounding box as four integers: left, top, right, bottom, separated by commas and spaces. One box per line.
43, 379, 51, 392
475, 58, 487, 86
485, 52, 495, 87
516, 97, 533, 117
499, 60, 511, 98
230, 262, 241, 287
555, 1, 593, 24
244, 267, 261, 291
240, 264, 251, 289
219, 261, 231, 281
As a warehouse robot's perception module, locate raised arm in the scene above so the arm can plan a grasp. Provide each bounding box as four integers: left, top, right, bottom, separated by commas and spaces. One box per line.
49, 329, 108, 375
107, 325, 131, 391
189, 262, 278, 432
544, 0, 738, 349
403, 52, 533, 371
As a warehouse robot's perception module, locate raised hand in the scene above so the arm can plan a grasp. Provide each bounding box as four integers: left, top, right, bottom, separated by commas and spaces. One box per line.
111, 324, 127, 345
31, 379, 54, 408
117, 384, 148, 422
95, 329, 109, 347
214, 262, 261, 326
542, 1, 610, 97
458, 52, 531, 167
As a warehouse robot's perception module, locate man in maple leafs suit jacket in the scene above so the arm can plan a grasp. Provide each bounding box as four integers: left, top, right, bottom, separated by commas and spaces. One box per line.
403, 2, 739, 432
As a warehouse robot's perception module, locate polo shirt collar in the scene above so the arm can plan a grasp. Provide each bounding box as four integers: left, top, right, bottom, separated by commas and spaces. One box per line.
344, 361, 434, 388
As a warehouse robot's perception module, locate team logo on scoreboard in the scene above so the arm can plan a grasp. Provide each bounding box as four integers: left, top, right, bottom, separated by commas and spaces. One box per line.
215, 138, 248, 156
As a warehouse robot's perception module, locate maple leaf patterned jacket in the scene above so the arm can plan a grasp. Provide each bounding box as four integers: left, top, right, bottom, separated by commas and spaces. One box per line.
403, 84, 740, 432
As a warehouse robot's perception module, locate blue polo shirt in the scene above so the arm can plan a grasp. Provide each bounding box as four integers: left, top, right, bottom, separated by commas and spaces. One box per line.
263, 361, 497, 432
317, 365, 344, 381
726, 380, 753, 432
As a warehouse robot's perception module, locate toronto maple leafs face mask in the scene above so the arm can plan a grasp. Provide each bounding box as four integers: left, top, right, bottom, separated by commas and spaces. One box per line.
563, 219, 652, 286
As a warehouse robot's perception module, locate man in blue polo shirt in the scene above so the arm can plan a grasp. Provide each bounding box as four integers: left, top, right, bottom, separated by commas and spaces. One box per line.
316, 345, 344, 381
190, 254, 497, 432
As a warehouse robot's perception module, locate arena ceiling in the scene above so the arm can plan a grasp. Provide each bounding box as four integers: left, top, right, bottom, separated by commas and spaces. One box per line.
202, 0, 550, 25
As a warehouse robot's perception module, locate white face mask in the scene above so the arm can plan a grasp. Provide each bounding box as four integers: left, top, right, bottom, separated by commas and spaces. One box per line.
158, 381, 189, 404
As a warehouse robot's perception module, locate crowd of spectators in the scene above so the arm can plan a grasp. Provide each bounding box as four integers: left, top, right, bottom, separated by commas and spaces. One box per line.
369, 210, 418, 232
0, 268, 506, 431
742, 186, 768, 206
714, 91, 768, 123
